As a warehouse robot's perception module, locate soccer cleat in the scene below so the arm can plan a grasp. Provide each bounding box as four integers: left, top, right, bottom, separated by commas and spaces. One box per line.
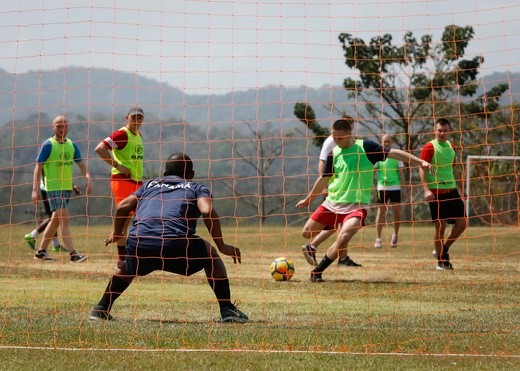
338, 256, 362, 267
374, 238, 382, 248
89, 305, 113, 321
310, 272, 324, 283
52, 245, 68, 253
436, 261, 454, 270
34, 250, 55, 261
70, 251, 87, 263
220, 304, 248, 323
436, 254, 454, 270
301, 244, 318, 266
24, 234, 36, 250
390, 234, 398, 248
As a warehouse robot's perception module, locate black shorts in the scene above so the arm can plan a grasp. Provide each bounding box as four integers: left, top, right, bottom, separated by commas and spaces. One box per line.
428, 190, 465, 223
377, 190, 401, 204
40, 189, 53, 216
123, 236, 210, 277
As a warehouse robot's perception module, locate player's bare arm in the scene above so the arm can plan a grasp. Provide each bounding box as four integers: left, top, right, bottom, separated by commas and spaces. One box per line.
388, 149, 433, 175
296, 176, 330, 208
95, 141, 131, 176
199, 197, 241, 264
31, 163, 44, 204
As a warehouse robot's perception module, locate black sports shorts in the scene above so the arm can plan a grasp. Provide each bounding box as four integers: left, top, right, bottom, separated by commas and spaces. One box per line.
376, 189, 401, 204
428, 189, 465, 223
124, 236, 210, 277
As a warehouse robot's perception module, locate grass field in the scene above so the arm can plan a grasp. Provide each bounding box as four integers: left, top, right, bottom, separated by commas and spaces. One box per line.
1, 223, 519, 370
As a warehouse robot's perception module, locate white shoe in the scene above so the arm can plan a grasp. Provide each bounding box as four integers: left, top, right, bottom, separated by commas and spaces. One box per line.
390, 234, 398, 248
374, 238, 382, 248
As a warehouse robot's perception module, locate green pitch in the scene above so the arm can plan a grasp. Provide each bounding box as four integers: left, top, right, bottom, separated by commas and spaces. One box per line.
1, 224, 519, 369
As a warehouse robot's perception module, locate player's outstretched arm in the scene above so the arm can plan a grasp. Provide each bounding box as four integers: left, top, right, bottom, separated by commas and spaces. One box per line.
296, 176, 330, 208
198, 197, 241, 264
388, 149, 434, 175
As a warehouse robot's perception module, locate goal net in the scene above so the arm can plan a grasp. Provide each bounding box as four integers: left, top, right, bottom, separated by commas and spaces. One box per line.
1, 0, 519, 363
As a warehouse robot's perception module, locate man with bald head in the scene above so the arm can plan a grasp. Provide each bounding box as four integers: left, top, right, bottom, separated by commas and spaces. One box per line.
31, 115, 91, 262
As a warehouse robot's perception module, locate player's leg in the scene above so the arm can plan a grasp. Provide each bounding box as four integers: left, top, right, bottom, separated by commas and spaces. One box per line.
90, 242, 137, 320
311, 211, 365, 282
390, 202, 401, 247
200, 240, 247, 323
301, 228, 335, 266
111, 179, 141, 266
374, 204, 387, 248
34, 192, 62, 260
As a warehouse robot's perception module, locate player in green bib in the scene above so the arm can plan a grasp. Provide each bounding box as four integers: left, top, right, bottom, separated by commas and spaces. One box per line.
297, 117, 432, 282
420, 118, 467, 270
31, 115, 92, 262
374, 134, 407, 249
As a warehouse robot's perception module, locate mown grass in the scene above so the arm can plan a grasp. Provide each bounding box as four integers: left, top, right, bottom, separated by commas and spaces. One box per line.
1, 223, 519, 370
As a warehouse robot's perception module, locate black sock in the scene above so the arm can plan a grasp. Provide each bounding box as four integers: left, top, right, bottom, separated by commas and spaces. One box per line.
208, 277, 232, 310
313, 255, 334, 274
97, 276, 130, 311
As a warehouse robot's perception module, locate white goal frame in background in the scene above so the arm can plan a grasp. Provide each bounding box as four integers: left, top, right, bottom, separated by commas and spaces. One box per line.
465, 155, 520, 221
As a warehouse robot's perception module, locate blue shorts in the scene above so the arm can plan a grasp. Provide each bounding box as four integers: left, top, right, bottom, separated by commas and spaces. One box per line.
46, 190, 72, 211
123, 236, 210, 277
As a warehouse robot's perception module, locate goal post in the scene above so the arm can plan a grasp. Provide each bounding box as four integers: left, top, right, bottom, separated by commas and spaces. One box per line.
465, 155, 520, 223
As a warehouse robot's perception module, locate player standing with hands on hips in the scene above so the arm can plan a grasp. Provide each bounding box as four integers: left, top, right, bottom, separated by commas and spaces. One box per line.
31, 115, 91, 262
95, 106, 144, 267
419, 118, 467, 270
89, 153, 248, 323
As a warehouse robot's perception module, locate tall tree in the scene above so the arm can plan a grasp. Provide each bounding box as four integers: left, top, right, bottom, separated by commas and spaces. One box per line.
337, 24, 508, 151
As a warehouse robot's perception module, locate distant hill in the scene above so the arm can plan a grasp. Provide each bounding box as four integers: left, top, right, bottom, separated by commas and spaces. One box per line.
0, 66, 354, 128
0, 66, 517, 129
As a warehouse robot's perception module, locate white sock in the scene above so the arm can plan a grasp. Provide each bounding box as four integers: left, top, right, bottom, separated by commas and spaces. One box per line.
31, 230, 38, 238
53, 238, 60, 248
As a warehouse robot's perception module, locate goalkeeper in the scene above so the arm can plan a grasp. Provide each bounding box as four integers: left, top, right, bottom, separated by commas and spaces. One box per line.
89, 153, 248, 323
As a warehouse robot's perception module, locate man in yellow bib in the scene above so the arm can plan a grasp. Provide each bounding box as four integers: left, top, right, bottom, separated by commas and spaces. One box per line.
95, 106, 144, 267
31, 115, 91, 262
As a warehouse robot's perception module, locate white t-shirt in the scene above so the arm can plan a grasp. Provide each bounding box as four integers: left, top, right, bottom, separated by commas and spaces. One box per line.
319, 136, 335, 161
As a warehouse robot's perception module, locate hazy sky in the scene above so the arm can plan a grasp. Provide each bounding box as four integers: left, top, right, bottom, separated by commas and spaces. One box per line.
1, 0, 519, 94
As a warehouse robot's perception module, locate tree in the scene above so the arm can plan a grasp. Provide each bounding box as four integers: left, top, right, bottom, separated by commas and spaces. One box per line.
337, 24, 508, 151
217, 122, 291, 224
293, 103, 330, 147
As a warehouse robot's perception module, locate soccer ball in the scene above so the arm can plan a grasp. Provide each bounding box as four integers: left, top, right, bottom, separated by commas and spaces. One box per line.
270, 257, 295, 282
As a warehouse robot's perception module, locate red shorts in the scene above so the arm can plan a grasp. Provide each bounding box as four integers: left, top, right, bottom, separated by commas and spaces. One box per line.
310, 205, 368, 228
110, 179, 142, 205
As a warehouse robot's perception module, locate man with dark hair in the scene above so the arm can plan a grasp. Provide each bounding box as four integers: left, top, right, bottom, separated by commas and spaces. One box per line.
420, 118, 467, 270
89, 153, 248, 323
297, 117, 432, 282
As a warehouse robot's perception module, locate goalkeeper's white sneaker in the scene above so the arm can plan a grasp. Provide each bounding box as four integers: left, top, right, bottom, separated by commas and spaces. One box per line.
374, 238, 382, 248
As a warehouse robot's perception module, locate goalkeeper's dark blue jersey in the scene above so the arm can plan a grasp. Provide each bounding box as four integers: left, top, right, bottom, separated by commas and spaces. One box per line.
128, 175, 211, 239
